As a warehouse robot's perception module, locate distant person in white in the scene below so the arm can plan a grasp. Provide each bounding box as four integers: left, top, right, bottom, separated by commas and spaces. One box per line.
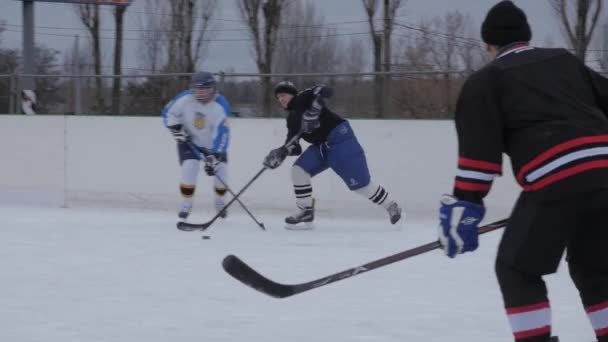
21, 89, 37, 115
162, 72, 231, 221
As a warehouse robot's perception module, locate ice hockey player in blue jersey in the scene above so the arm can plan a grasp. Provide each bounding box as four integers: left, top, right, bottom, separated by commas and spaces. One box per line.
162, 71, 231, 222
263, 81, 403, 229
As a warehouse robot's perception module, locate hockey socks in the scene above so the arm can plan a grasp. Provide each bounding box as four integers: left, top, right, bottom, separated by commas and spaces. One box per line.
292, 165, 314, 208
355, 183, 391, 209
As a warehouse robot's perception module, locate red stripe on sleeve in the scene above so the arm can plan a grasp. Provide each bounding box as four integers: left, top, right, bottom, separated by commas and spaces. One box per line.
458, 157, 501, 173
454, 180, 492, 192
596, 327, 608, 337
586, 301, 608, 313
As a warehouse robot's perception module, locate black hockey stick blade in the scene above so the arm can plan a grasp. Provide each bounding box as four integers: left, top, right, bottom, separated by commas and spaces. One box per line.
177, 220, 213, 231
222, 218, 508, 298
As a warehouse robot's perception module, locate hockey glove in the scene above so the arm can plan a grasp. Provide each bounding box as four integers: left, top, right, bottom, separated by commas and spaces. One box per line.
438, 194, 486, 258
263, 146, 288, 169
302, 100, 322, 133
204, 155, 220, 176
168, 125, 189, 143
313, 84, 333, 98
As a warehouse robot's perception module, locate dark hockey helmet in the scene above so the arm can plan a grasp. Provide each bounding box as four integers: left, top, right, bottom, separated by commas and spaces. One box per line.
191, 71, 216, 102
274, 81, 298, 98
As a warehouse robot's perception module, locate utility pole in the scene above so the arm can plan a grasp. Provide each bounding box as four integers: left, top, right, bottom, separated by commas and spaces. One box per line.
22, 0, 35, 91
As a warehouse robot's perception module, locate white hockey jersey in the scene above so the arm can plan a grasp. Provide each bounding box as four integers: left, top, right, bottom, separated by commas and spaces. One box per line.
162, 90, 230, 155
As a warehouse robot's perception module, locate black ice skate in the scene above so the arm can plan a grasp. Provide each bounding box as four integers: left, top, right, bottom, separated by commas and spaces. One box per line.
285, 204, 314, 230
386, 201, 403, 224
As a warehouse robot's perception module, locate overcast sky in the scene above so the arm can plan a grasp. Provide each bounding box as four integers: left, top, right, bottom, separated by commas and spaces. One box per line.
0, 0, 606, 73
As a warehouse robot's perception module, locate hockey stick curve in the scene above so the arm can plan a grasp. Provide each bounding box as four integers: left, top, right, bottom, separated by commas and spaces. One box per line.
177, 132, 303, 232
215, 174, 266, 230
176, 166, 267, 231
222, 218, 508, 298
183, 142, 264, 230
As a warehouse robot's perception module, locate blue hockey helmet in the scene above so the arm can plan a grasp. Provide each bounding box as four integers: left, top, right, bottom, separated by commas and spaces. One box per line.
191, 71, 217, 103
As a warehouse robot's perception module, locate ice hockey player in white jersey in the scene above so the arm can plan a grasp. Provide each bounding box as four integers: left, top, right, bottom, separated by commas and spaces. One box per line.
162, 71, 231, 221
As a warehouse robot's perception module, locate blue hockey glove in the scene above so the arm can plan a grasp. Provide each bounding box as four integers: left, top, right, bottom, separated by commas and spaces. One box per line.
438, 194, 486, 258
204, 155, 219, 176
263, 146, 288, 169
302, 100, 322, 133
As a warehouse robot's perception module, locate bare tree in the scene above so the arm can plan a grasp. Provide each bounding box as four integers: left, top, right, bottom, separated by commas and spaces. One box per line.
0, 20, 5, 46
549, 0, 603, 61
137, 0, 167, 73
166, 0, 218, 72
129, 0, 217, 116
75, 4, 105, 113
112, 5, 127, 114
238, 0, 286, 116
457, 15, 490, 72
273, 1, 340, 75
340, 37, 368, 73
428, 11, 466, 113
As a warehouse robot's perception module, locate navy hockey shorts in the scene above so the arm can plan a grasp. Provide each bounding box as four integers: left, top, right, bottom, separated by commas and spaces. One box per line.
294, 121, 371, 190
497, 189, 608, 276
177, 142, 227, 164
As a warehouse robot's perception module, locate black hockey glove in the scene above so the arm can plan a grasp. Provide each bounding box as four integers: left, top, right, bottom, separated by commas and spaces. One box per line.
302, 100, 322, 134
313, 84, 333, 98
263, 146, 288, 169
168, 125, 189, 143
204, 155, 220, 176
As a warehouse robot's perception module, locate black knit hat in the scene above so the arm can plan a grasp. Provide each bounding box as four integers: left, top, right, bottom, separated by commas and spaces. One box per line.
274, 81, 298, 97
481, 1, 531, 46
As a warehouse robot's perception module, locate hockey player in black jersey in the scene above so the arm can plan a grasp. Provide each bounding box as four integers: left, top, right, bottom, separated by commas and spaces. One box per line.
263, 81, 402, 229
437, 2, 608, 342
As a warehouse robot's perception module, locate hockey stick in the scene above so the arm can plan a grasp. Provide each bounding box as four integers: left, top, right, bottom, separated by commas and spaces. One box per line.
177, 167, 267, 231
222, 218, 508, 298
177, 133, 302, 232
215, 173, 265, 230
178, 142, 264, 230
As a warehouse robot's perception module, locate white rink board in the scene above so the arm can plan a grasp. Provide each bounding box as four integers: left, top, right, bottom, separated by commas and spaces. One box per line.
0, 115, 520, 218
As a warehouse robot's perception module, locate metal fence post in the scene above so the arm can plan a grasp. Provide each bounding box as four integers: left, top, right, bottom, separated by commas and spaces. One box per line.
218, 71, 226, 93
74, 35, 81, 115
74, 75, 81, 115
9, 74, 16, 114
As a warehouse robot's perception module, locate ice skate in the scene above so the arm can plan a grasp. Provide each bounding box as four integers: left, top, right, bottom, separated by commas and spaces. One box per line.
177, 202, 192, 222
216, 204, 227, 219
285, 204, 314, 230
386, 201, 403, 224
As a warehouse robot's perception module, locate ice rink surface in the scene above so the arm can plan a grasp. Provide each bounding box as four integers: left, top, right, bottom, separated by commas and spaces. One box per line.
0, 205, 597, 342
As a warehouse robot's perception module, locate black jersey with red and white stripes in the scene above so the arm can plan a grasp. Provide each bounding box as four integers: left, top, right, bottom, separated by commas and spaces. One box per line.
453, 42, 608, 204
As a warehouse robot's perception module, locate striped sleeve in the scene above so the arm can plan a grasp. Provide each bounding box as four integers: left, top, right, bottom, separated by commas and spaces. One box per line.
453, 67, 503, 204
211, 118, 230, 155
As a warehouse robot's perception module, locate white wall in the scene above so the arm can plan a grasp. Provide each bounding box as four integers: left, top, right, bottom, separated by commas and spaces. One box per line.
0, 116, 521, 219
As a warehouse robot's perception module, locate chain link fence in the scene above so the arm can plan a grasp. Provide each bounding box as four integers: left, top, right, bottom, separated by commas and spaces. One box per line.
2, 70, 606, 118
0, 70, 472, 119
